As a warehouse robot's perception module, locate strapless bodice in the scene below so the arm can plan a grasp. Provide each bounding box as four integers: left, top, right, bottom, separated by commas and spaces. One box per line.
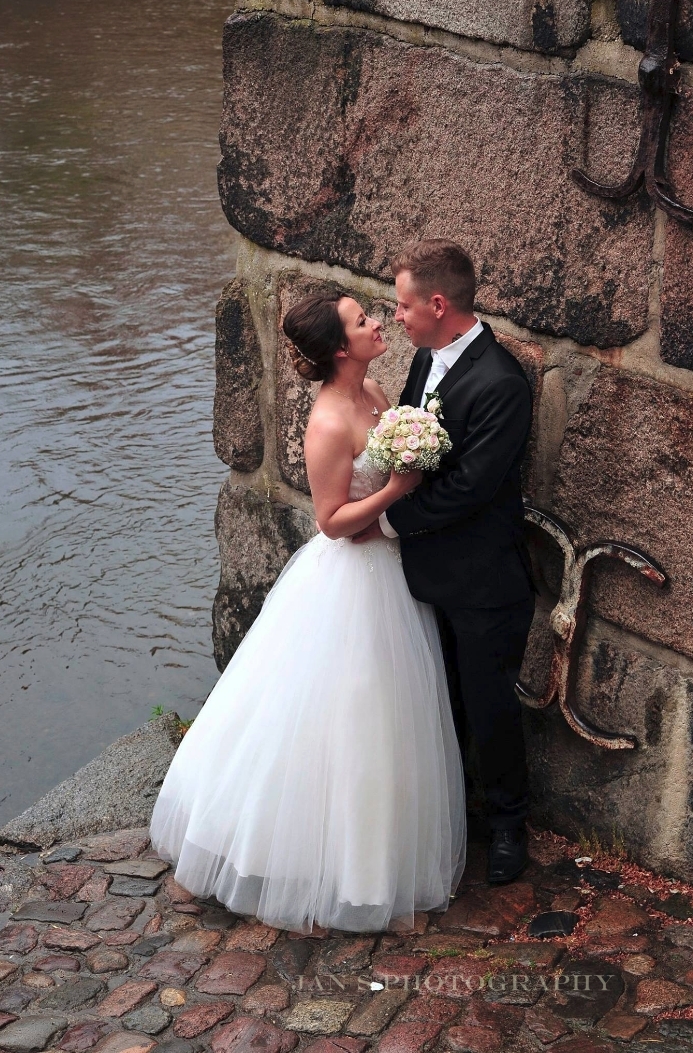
348, 449, 389, 501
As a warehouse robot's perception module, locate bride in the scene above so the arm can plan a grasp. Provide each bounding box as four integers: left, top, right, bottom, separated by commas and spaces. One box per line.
149, 292, 466, 934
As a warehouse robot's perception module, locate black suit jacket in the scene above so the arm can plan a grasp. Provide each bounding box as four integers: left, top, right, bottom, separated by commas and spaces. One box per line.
387, 322, 535, 608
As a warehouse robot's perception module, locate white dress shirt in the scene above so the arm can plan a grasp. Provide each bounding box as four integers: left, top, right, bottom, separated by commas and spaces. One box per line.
379, 318, 484, 538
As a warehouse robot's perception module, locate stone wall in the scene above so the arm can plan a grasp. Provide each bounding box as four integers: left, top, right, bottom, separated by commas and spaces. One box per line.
212, 0, 693, 878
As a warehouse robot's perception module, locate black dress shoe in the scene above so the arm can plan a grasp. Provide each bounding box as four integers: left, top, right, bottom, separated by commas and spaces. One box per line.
488, 827, 528, 884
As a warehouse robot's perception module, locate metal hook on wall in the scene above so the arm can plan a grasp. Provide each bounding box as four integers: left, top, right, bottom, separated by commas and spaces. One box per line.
517, 506, 668, 749
572, 0, 693, 225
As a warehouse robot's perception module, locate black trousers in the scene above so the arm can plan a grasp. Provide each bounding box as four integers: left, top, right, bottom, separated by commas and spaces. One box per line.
435, 596, 535, 832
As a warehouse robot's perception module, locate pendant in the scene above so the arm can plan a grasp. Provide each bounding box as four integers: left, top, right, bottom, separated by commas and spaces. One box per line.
371, 406, 379, 416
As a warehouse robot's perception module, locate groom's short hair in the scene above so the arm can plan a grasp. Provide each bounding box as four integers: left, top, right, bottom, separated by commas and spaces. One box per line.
391, 239, 476, 313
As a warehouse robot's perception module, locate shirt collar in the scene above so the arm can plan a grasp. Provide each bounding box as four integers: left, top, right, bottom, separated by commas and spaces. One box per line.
433, 318, 484, 368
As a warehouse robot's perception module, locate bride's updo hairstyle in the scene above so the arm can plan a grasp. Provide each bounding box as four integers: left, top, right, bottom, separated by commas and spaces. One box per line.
283, 292, 347, 382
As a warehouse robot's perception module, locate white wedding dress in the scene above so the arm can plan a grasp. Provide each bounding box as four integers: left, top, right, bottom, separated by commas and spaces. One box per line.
149, 451, 466, 934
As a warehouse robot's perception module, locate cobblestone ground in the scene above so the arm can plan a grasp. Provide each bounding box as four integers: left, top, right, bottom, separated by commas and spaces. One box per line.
1, 828, 693, 1053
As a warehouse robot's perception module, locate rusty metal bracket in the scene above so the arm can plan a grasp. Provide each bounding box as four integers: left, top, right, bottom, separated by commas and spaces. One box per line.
517, 506, 667, 750
572, 0, 693, 225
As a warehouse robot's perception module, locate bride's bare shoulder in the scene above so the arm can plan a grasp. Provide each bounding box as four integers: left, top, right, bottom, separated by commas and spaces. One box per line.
305, 402, 351, 451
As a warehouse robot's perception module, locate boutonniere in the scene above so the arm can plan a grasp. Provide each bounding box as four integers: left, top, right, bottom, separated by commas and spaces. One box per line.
424, 391, 444, 418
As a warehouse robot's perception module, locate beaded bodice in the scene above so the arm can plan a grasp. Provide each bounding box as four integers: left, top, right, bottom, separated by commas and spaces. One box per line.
348, 449, 389, 501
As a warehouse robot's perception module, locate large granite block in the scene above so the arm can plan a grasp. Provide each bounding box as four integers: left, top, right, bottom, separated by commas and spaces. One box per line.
212, 483, 316, 669
523, 619, 693, 879
551, 368, 693, 658
322, 0, 591, 53
616, 0, 693, 62
218, 14, 652, 348
0, 716, 181, 851
214, 278, 265, 470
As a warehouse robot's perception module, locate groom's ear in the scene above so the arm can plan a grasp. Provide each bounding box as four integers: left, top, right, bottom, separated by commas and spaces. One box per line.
431, 293, 447, 319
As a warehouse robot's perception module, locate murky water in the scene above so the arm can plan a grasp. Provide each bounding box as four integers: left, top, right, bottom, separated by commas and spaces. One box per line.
0, 0, 238, 824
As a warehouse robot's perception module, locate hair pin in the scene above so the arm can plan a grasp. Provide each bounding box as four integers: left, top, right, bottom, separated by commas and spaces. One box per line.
294, 346, 319, 368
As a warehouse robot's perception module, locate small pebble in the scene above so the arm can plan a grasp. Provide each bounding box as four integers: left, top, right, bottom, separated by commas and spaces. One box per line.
160, 988, 187, 1007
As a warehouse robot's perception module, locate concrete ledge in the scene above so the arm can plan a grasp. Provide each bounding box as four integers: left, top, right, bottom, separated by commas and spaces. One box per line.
0, 714, 182, 852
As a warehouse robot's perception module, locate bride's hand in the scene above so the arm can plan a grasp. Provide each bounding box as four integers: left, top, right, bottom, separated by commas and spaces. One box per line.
388, 468, 423, 497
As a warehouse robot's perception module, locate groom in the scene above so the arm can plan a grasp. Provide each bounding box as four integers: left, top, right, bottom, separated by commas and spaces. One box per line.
355, 238, 536, 884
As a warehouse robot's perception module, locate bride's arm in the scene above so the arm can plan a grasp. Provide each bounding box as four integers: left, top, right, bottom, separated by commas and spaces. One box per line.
305, 416, 419, 541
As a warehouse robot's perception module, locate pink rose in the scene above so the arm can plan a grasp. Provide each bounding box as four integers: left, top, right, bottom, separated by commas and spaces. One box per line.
374, 423, 385, 436
406, 435, 421, 450
427, 434, 440, 449
386, 409, 400, 424
410, 422, 423, 435
391, 435, 407, 451
400, 449, 418, 465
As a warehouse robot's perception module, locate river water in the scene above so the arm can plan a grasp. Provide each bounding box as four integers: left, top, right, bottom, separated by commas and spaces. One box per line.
0, 0, 238, 824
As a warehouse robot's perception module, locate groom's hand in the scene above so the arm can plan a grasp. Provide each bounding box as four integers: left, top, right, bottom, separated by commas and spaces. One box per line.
351, 521, 385, 544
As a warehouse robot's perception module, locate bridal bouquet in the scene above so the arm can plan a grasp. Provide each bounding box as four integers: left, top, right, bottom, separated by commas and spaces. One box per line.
366, 402, 452, 474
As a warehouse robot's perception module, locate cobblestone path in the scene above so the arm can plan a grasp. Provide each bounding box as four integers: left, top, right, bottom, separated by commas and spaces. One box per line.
1, 828, 693, 1053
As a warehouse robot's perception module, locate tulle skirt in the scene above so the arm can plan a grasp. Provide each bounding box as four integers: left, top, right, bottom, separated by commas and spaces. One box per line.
149, 532, 466, 934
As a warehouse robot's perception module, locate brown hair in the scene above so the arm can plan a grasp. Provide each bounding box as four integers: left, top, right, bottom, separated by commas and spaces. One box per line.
390, 239, 476, 313
282, 293, 347, 382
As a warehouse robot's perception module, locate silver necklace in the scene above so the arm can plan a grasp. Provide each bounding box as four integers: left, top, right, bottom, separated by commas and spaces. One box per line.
330, 385, 379, 417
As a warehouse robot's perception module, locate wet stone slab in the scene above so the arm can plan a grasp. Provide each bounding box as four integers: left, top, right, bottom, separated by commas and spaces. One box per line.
85, 899, 146, 931
12, 902, 87, 924
138, 951, 210, 985
103, 861, 169, 880
56, 1020, 111, 1052
43, 847, 82, 865
194, 951, 266, 996
171, 1001, 234, 1038
97, 980, 159, 1018
0, 926, 38, 960
345, 989, 409, 1036
121, 1004, 172, 1035
130, 933, 173, 957
80, 831, 151, 863
0, 1014, 68, 1052
0, 989, 36, 1015
108, 877, 162, 898
270, 940, 315, 982
548, 959, 625, 1023
39, 865, 95, 899
210, 1016, 298, 1053
90, 1031, 157, 1053
37, 978, 104, 1012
